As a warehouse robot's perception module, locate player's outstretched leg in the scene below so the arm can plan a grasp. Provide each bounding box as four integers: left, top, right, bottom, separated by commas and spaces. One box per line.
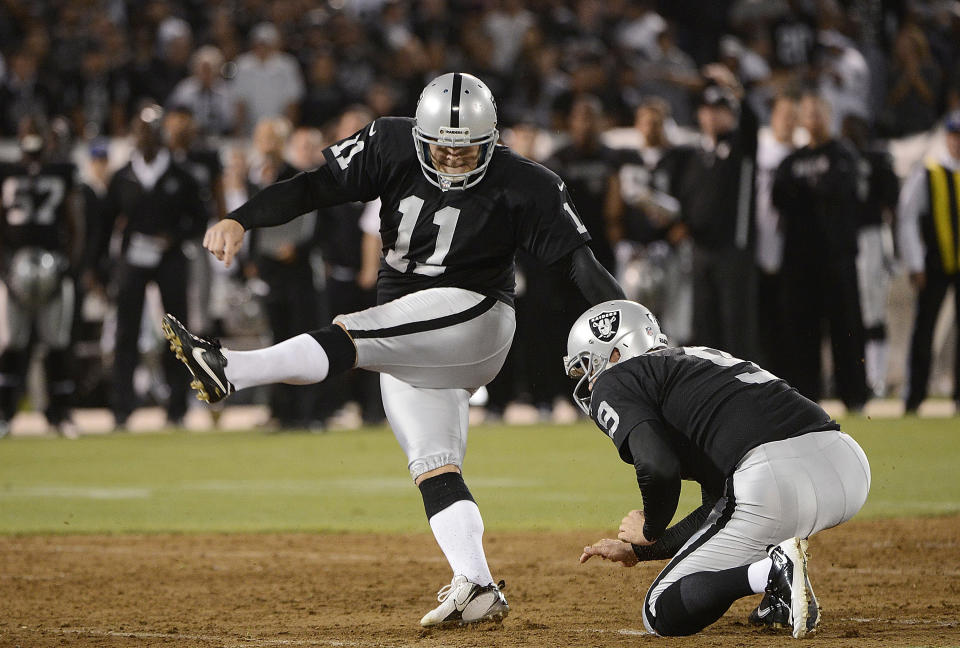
161, 314, 355, 403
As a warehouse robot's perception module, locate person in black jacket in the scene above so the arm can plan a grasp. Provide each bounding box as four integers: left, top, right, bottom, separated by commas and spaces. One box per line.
567, 300, 870, 639
676, 66, 758, 361
772, 93, 868, 411
97, 105, 207, 428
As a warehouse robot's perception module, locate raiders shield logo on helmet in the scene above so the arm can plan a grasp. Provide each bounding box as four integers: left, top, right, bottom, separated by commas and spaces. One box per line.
589, 310, 621, 342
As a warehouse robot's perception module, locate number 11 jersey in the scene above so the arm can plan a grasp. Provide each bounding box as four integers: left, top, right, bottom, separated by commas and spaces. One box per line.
321, 117, 590, 305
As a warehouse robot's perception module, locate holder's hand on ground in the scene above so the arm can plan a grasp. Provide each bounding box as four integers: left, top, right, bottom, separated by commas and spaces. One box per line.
579, 538, 638, 566
618, 509, 654, 545
204, 219, 245, 268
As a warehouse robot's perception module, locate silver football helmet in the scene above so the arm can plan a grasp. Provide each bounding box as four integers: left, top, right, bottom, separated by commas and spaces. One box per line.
7, 247, 65, 308
563, 300, 669, 415
413, 72, 499, 191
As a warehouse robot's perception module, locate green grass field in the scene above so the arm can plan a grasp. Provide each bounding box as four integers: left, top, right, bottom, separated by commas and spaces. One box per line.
1, 416, 957, 534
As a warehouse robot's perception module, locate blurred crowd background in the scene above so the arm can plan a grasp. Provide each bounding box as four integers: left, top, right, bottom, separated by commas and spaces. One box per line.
1, 0, 959, 436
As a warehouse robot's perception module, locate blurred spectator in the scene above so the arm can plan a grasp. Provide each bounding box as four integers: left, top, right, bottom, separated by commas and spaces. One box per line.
676, 67, 758, 361
300, 49, 349, 129
61, 42, 130, 139
608, 98, 692, 343
881, 21, 943, 137
754, 93, 797, 374
167, 46, 236, 137
97, 106, 207, 429
768, 0, 818, 74
817, 30, 871, 133
138, 17, 193, 107
772, 93, 867, 411
616, 3, 668, 60
545, 95, 618, 272
0, 117, 81, 439
314, 107, 384, 426
898, 111, 960, 414
164, 105, 225, 335
246, 118, 321, 428
233, 22, 305, 135
81, 140, 114, 289
518, 95, 619, 417
164, 106, 225, 222
633, 23, 701, 127
844, 115, 899, 399
0, 51, 54, 136
484, 0, 536, 74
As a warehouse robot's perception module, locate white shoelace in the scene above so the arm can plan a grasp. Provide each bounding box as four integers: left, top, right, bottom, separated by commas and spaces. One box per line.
435, 577, 465, 602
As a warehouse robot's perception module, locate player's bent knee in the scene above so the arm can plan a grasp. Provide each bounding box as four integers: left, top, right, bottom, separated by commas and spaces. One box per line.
308, 324, 357, 377
417, 470, 475, 519
649, 581, 705, 637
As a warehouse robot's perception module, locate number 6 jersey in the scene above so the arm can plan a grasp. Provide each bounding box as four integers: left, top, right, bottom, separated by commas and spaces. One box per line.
320, 117, 591, 305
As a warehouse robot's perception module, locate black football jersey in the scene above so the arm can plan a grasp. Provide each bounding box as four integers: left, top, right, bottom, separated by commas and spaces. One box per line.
174, 149, 221, 216
319, 117, 591, 305
614, 146, 691, 244
0, 161, 75, 253
590, 346, 839, 494
544, 143, 619, 271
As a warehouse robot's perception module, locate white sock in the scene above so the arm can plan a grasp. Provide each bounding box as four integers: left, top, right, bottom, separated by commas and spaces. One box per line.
222, 334, 330, 390
748, 557, 773, 594
428, 500, 494, 586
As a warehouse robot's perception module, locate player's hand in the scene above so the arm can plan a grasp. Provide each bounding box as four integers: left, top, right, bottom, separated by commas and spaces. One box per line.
618, 509, 654, 546
579, 538, 638, 566
203, 219, 245, 268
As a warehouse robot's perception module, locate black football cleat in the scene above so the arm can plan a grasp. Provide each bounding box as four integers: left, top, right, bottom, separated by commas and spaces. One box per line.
161, 313, 234, 404
756, 538, 820, 638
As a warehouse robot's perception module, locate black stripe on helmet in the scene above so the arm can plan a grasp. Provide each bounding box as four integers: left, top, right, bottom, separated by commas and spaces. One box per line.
450, 72, 462, 128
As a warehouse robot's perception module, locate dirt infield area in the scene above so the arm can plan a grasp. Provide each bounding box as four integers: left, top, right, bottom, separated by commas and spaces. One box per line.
1, 517, 958, 648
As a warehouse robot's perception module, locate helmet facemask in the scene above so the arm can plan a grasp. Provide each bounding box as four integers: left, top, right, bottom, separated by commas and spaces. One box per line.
564, 349, 612, 416
412, 126, 498, 191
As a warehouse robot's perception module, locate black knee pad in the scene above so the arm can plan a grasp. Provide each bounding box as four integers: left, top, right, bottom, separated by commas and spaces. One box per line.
864, 324, 886, 341
418, 471, 475, 519
652, 581, 696, 637
308, 325, 357, 377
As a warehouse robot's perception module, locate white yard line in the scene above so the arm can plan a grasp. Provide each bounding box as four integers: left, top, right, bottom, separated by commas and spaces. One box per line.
29, 627, 358, 647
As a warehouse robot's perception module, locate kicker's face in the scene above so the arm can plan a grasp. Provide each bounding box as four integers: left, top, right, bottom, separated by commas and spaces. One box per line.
428, 144, 480, 175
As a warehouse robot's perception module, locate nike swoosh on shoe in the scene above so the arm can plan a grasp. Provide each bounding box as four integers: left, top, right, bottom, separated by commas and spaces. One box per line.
193, 347, 227, 393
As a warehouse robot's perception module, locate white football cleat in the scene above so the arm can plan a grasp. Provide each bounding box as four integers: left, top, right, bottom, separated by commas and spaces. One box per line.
419, 575, 509, 628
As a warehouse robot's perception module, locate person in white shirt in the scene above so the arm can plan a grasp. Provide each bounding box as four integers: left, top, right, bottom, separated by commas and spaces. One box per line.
232, 23, 305, 136
167, 46, 235, 137
897, 112, 960, 414
754, 93, 797, 373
